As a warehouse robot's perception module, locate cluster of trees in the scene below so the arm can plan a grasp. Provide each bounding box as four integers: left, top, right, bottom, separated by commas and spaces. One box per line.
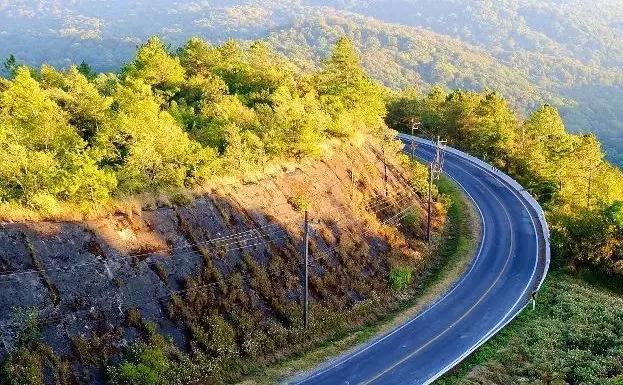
0, 36, 387, 213
387, 88, 623, 276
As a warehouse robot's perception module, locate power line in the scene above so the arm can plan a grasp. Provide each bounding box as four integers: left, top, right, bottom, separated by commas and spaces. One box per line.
0, 191, 413, 284
1, 195, 417, 331
310, 198, 419, 262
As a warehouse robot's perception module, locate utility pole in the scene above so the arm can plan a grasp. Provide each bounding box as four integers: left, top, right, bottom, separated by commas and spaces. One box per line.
427, 137, 446, 243
303, 210, 310, 329
350, 168, 356, 200
427, 162, 434, 242
382, 133, 389, 197
410, 120, 421, 161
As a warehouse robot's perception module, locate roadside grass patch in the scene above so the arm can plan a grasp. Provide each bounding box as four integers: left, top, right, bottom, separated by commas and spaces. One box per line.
389, 267, 414, 291
435, 271, 623, 385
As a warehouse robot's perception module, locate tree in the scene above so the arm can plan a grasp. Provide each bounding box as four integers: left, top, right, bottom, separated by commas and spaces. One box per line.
51, 67, 114, 147
316, 37, 387, 136
3, 54, 17, 78
123, 36, 185, 91
110, 79, 215, 192
77, 61, 95, 79
259, 86, 328, 157
0, 67, 83, 153
467, 92, 517, 162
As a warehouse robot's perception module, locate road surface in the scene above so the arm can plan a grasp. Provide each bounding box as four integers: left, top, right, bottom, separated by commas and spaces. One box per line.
288, 136, 549, 385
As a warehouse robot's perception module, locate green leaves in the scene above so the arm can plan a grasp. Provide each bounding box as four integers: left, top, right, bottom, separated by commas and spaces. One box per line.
317, 37, 387, 136
389, 267, 414, 291
108, 344, 171, 385
0, 36, 389, 215
387, 86, 623, 277
123, 36, 185, 91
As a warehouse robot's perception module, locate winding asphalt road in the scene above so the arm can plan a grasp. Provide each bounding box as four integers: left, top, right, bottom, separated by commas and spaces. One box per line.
287, 136, 549, 385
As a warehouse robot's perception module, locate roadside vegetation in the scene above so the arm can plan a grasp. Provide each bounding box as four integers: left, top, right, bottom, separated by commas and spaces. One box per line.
387, 89, 623, 384
436, 272, 623, 385
388, 89, 623, 278
239, 176, 479, 384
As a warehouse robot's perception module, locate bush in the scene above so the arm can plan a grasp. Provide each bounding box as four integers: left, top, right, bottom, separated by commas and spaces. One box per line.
108, 344, 170, 385
402, 209, 420, 232
409, 160, 430, 196
288, 194, 310, 213
14, 307, 41, 347
207, 315, 238, 358
389, 267, 414, 291
0, 348, 43, 385
28, 193, 61, 217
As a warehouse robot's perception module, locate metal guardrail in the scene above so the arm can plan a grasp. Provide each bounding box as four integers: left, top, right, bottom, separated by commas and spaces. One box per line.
398, 134, 551, 292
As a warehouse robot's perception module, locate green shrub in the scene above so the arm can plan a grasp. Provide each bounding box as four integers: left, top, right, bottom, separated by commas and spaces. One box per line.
0, 348, 43, 385
207, 315, 238, 358
409, 160, 430, 196
170, 191, 192, 206
402, 209, 420, 231
389, 267, 414, 291
288, 194, 310, 212
13, 307, 41, 347
108, 344, 170, 385
28, 193, 61, 217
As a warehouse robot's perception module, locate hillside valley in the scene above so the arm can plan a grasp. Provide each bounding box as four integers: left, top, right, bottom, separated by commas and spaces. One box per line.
2, 2, 623, 383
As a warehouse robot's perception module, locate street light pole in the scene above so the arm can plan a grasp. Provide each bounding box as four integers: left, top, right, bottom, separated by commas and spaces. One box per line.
410, 120, 421, 161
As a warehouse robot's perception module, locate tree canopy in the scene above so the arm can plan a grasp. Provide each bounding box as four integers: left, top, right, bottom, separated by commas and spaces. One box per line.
388, 88, 623, 276
0, 36, 386, 214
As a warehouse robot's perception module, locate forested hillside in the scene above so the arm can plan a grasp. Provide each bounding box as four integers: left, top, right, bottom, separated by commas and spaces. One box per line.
0, 36, 443, 384
1, 3, 623, 380
1, 1, 623, 165
0, 36, 388, 218
388, 86, 623, 383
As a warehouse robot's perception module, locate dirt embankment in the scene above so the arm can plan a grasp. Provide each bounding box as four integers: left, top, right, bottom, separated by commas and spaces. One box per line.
0, 138, 441, 383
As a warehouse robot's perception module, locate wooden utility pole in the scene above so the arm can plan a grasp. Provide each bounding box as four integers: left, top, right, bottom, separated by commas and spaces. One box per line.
303, 210, 310, 329
350, 168, 356, 200
427, 137, 446, 243
427, 162, 434, 242
410, 120, 421, 161
384, 161, 388, 197
382, 134, 389, 197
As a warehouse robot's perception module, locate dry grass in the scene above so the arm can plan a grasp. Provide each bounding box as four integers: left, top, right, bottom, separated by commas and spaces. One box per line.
237, 177, 480, 385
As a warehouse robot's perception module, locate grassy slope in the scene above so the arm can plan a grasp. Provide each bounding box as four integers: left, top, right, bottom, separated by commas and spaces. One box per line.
239, 176, 480, 384
435, 271, 623, 385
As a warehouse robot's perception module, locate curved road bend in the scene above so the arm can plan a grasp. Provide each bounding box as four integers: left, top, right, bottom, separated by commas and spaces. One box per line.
288, 136, 549, 385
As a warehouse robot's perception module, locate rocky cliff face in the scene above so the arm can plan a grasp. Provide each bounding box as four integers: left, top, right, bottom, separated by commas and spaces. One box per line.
0, 139, 439, 384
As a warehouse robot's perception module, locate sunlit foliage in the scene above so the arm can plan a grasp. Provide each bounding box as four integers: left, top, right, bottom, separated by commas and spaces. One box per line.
0, 36, 386, 212
388, 89, 623, 275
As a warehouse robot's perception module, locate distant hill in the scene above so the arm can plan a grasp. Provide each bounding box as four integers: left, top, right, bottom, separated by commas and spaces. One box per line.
1, 0, 622, 164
